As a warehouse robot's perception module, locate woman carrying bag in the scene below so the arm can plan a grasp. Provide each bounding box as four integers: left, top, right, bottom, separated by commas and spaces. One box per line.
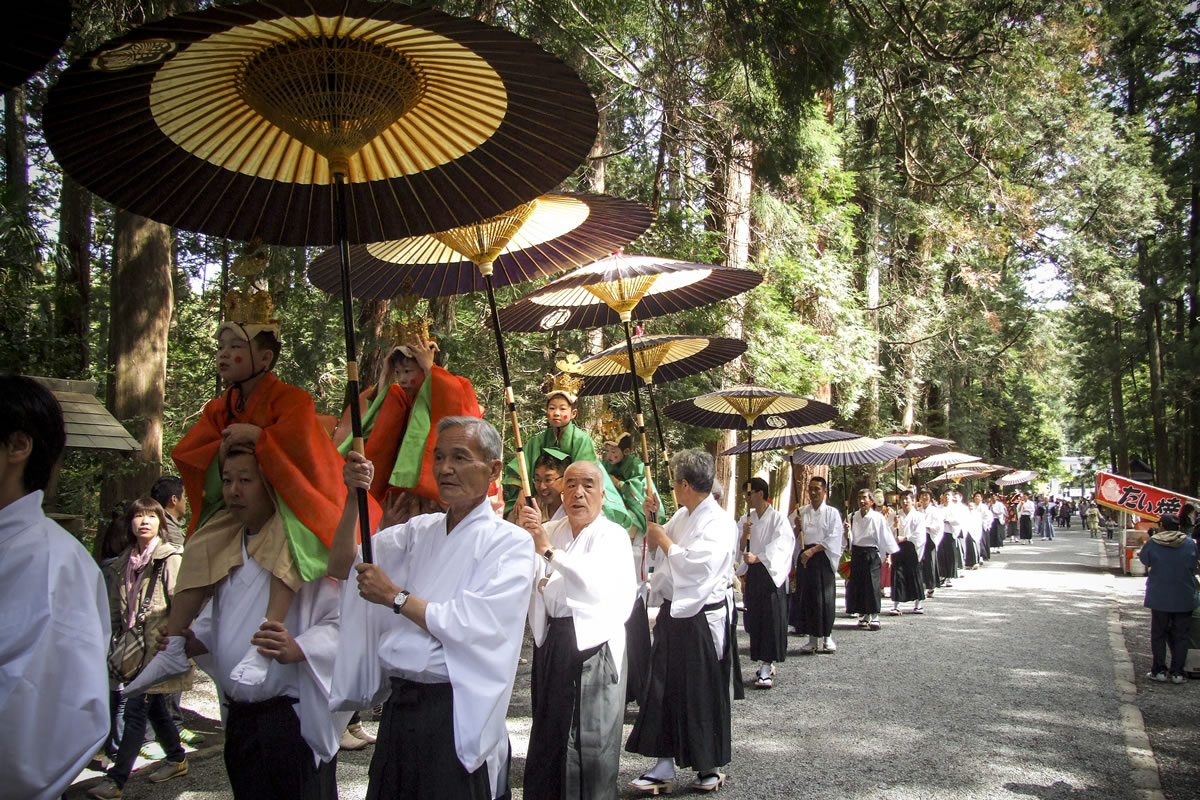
89, 498, 190, 800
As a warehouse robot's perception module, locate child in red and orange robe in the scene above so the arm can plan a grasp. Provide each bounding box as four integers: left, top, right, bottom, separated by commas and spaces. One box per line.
336, 336, 483, 512
126, 312, 378, 695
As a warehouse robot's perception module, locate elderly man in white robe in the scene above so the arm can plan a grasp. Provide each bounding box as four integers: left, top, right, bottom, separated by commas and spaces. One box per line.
627, 449, 736, 795
175, 448, 348, 798
0, 376, 110, 800
332, 417, 535, 800
793, 476, 845, 654
735, 477, 794, 689
889, 490, 926, 615
519, 460, 635, 800
846, 489, 900, 630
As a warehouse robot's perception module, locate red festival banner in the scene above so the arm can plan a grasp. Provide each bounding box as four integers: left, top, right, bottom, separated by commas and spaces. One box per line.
1094, 471, 1199, 522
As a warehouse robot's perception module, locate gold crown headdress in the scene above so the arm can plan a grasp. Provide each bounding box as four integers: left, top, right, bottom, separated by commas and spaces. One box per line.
389, 293, 433, 353
598, 413, 627, 447
543, 353, 584, 403
223, 289, 277, 325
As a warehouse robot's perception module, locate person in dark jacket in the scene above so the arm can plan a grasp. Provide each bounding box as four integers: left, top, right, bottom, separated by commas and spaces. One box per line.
1138, 515, 1199, 684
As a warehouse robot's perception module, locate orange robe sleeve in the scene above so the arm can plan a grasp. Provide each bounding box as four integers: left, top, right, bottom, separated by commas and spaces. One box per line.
171, 397, 227, 536
172, 373, 381, 547
362, 385, 413, 501
409, 366, 483, 503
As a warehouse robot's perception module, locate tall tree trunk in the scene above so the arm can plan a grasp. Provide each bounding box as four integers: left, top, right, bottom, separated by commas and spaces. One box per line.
3, 88, 29, 219
1186, 69, 1200, 494
1138, 246, 1170, 487
1111, 320, 1130, 475
56, 175, 93, 374
100, 212, 173, 515
854, 115, 882, 434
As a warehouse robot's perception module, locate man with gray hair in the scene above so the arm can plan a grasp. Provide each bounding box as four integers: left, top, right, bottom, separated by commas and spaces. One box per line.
519, 460, 636, 799
330, 416, 535, 800
627, 450, 736, 794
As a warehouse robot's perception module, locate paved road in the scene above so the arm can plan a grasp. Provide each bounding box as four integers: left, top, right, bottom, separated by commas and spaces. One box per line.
69, 520, 1197, 799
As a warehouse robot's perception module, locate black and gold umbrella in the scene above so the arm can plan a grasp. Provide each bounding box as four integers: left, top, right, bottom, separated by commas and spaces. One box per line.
556, 334, 746, 491
664, 385, 839, 513
915, 451, 981, 470
2, 0, 71, 91
878, 433, 955, 492
43, 0, 598, 560
721, 425, 859, 515
789, 436, 907, 515
502, 254, 761, 504
307, 191, 652, 499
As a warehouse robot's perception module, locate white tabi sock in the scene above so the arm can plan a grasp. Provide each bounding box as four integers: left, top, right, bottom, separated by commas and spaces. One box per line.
123, 635, 190, 698
645, 757, 675, 781
229, 618, 272, 687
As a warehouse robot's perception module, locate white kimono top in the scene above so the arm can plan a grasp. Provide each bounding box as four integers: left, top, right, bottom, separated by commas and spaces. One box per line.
990, 500, 1008, 526
897, 507, 927, 561
529, 515, 636, 668
0, 491, 110, 800
922, 503, 945, 547
334, 499, 535, 800
799, 501, 845, 574
649, 495, 736, 655
735, 505, 796, 588
192, 535, 349, 765
849, 508, 900, 555
964, 504, 985, 546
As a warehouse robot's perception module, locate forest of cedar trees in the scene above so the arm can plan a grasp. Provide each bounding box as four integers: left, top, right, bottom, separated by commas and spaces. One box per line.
1, 0, 1198, 535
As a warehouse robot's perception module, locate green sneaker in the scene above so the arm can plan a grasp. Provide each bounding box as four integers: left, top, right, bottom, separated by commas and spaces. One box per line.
148, 758, 189, 783
139, 742, 165, 760
178, 728, 206, 746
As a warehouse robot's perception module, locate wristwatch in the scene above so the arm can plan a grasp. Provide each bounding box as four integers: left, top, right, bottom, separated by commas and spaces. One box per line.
543, 547, 555, 563
392, 590, 410, 614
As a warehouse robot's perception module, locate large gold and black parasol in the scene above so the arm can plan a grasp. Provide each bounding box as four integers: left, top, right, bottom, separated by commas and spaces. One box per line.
306, 191, 652, 499
43, 0, 599, 560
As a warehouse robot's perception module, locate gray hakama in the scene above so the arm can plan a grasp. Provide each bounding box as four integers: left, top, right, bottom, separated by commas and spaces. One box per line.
527, 617, 626, 800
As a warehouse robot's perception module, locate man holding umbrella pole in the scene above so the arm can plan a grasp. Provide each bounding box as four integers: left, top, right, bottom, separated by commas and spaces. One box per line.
627, 450, 736, 794
793, 476, 844, 653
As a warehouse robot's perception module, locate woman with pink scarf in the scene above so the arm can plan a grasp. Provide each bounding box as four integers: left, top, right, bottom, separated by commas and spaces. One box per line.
90, 498, 189, 799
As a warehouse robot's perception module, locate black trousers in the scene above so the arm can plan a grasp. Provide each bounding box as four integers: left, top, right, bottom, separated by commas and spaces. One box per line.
791, 547, 835, 637
625, 595, 652, 705
742, 562, 787, 662
890, 541, 923, 604
845, 546, 881, 615
1150, 610, 1193, 676
626, 600, 730, 773
224, 695, 336, 800
368, 679, 494, 800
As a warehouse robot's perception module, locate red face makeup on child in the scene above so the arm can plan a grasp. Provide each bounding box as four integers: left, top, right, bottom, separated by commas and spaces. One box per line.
546, 396, 577, 430
216, 329, 257, 384
394, 356, 425, 400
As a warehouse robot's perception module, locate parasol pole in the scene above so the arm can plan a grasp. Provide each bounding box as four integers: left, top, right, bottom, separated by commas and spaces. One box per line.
620, 316, 656, 521
479, 262, 533, 503
645, 382, 677, 505
333, 172, 374, 564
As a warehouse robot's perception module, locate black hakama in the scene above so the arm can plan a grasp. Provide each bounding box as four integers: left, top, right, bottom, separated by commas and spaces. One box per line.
791, 546, 836, 637
526, 617, 626, 800
368, 679, 492, 800
845, 545, 882, 615
921, 534, 938, 591
890, 541, 924, 604
936, 533, 958, 583
964, 536, 979, 568
625, 595, 652, 705
1019, 516, 1033, 540
626, 600, 730, 773
224, 695, 337, 800
742, 561, 787, 663
989, 520, 1003, 549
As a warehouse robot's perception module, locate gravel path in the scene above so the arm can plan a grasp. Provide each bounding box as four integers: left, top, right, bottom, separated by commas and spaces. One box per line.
69, 520, 1197, 799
